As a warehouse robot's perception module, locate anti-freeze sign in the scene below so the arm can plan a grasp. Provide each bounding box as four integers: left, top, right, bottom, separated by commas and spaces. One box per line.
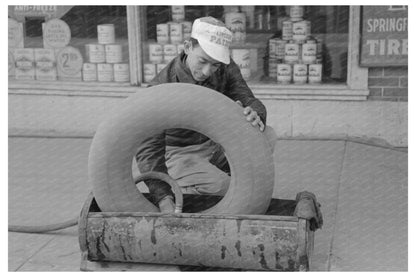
360, 6, 407, 66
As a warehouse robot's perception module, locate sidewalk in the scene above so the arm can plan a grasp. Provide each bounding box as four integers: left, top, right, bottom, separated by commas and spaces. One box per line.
8, 136, 407, 271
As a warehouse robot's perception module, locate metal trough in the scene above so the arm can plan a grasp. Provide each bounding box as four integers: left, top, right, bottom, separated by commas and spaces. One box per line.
79, 193, 316, 271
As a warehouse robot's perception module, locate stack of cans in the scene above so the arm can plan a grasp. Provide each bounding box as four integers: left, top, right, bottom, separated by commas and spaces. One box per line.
268, 38, 286, 79
232, 49, 251, 80
316, 37, 323, 64
145, 6, 192, 83
83, 23, 130, 83
225, 12, 247, 44
266, 5, 323, 84
156, 21, 192, 46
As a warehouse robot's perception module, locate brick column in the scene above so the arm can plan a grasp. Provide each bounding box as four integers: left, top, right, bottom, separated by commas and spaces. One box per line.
368, 66, 408, 101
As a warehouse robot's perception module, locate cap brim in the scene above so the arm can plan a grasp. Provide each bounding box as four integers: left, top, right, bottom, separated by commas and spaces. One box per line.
194, 37, 230, 65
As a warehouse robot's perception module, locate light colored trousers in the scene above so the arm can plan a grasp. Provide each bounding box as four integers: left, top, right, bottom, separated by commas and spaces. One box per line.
165, 126, 277, 195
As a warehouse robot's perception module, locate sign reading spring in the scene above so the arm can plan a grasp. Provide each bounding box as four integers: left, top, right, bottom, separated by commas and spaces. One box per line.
360, 6, 408, 66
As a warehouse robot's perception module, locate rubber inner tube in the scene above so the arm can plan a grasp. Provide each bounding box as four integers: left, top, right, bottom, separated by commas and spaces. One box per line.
88, 83, 274, 214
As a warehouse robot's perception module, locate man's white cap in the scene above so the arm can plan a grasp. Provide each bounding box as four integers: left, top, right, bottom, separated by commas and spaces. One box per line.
191, 17, 233, 64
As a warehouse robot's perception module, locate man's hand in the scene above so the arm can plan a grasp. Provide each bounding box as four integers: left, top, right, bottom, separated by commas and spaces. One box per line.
158, 195, 175, 213
236, 100, 265, 132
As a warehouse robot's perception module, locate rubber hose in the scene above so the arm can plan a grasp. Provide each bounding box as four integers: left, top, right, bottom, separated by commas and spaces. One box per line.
8, 218, 78, 234
8, 171, 183, 233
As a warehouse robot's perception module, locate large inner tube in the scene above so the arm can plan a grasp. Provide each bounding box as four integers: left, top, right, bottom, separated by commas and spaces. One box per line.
88, 83, 274, 214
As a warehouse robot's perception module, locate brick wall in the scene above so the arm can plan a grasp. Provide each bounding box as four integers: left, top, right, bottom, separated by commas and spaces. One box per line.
368, 66, 408, 101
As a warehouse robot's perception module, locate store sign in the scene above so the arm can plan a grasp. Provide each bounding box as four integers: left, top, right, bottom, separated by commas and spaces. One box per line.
56, 46, 83, 76
10, 6, 72, 20
360, 6, 408, 66
43, 19, 71, 48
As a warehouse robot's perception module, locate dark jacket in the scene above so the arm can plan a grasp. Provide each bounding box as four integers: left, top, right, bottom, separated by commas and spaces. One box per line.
136, 51, 267, 204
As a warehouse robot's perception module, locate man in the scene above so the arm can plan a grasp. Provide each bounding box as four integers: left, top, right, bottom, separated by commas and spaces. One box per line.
136, 16, 276, 212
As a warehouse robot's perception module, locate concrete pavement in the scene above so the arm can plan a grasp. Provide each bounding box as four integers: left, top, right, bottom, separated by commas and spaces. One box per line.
8, 136, 407, 271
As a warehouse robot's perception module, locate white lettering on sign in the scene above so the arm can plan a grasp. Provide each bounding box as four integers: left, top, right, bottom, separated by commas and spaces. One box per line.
14, 5, 57, 12
388, 5, 407, 11
366, 17, 407, 32
366, 39, 408, 55
402, 39, 408, 55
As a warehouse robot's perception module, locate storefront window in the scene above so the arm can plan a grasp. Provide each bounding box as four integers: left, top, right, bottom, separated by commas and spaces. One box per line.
143, 5, 349, 85
8, 6, 130, 83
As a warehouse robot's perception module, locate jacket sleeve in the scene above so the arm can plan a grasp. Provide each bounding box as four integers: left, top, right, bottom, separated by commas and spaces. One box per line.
224, 59, 267, 124
135, 131, 174, 205
135, 67, 175, 205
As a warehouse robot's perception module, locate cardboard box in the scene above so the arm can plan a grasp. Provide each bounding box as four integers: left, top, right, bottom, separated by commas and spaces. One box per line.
14, 48, 35, 80
35, 48, 57, 81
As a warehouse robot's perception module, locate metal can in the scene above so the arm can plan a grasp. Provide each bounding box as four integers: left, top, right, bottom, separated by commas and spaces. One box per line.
302, 40, 317, 64
148, 43, 163, 63
163, 44, 177, 56
163, 44, 177, 63
316, 37, 323, 58
269, 38, 286, 60
293, 20, 311, 42
277, 63, 292, 84
105, 44, 123, 63
169, 23, 183, 44
181, 21, 192, 33
171, 6, 185, 22
308, 63, 323, 84
156, 24, 169, 44
277, 16, 289, 32
113, 63, 130, 82
85, 44, 105, 63
293, 63, 308, 84
225, 12, 247, 43
231, 49, 251, 79
284, 41, 300, 64
97, 63, 113, 82
143, 63, 156, 83
181, 21, 193, 40
275, 39, 287, 60
97, 24, 115, 44
282, 20, 293, 41
82, 63, 97, 81
268, 58, 278, 78
290, 6, 304, 18
268, 38, 277, 58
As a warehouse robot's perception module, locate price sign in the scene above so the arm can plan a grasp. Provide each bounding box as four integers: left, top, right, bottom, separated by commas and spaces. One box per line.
56, 46, 83, 76
43, 18, 71, 48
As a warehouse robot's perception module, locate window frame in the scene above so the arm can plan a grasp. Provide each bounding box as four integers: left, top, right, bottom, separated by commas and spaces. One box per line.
8, 6, 368, 101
